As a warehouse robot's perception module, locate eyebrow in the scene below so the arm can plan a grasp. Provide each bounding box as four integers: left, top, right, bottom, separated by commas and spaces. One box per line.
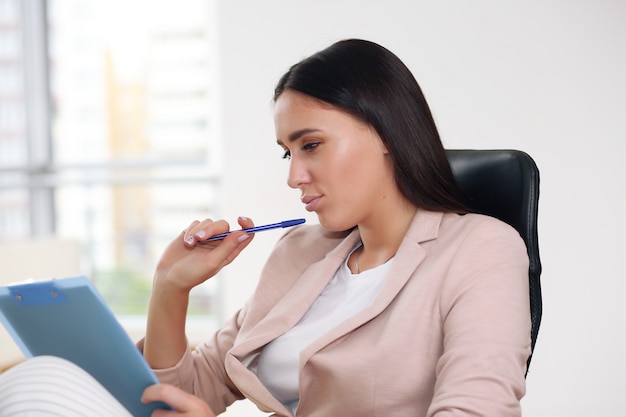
276, 128, 322, 146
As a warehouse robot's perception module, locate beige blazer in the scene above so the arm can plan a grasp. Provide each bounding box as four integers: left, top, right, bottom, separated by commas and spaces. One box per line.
153, 210, 531, 417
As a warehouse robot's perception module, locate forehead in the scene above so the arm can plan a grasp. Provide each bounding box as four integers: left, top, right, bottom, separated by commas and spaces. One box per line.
274, 90, 367, 142
274, 90, 335, 119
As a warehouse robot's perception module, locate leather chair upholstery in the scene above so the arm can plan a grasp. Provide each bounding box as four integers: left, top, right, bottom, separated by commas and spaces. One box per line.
447, 149, 542, 373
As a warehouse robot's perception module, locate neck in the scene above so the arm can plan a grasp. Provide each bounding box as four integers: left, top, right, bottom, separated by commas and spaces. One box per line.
351, 199, 417, 273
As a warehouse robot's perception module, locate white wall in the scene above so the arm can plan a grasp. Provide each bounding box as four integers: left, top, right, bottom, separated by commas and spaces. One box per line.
216, 1, 625, 416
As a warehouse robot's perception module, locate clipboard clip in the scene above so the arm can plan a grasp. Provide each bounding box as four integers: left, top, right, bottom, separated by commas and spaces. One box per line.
9, 280, 67, 306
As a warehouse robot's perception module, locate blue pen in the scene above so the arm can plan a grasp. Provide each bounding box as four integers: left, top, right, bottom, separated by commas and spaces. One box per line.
200, 218, 306, 242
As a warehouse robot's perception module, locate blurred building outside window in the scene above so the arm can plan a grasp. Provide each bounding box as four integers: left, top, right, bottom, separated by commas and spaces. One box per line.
0, 0, 223, 328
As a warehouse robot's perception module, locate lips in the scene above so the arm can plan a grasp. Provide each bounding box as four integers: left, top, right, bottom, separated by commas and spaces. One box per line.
301, 195, 322, 212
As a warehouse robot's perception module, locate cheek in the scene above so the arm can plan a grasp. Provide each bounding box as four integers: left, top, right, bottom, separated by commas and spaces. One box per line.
333, 149, 384, 197
330, 150, 364, 187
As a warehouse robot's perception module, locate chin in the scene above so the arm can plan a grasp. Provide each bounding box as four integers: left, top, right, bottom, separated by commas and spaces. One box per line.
316, 214, 357, 233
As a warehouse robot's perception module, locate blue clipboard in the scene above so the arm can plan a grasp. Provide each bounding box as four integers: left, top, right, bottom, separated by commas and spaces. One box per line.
0, 276, 169, 416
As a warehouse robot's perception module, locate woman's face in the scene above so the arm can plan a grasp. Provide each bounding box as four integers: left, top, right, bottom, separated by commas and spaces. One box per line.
274, 90, 397, 231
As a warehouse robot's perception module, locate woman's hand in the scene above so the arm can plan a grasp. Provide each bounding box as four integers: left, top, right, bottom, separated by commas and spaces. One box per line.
142, 384, 216, 417
155, 216, 255, 293
144, 216, 254, 370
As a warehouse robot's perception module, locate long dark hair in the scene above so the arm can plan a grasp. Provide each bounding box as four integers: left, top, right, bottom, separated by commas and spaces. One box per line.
274, 39, 467, 213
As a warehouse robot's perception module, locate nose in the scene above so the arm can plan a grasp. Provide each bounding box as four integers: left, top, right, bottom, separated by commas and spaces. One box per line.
286, 155, 309, 189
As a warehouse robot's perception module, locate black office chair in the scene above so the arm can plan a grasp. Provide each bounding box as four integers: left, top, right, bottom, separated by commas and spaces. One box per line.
446, 149, 542, 374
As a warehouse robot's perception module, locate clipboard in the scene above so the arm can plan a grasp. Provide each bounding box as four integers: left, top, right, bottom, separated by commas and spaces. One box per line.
0, 276, 169, 416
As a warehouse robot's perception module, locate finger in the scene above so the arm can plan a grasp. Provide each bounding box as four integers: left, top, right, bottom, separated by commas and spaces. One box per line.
183, 219, 229, 247
194, 219, 230, 242
189, 217, 254, 246
237, 216, 255, 229
142, 384, 215, 416
182, 219, 203, 246
185, 230, 252, 277
221, 217, 255, 263
141, 384, 188, 410
208, 230, 253, 267
182, 220, 200, 238
222, 231, 255, 265
187, 217, 254, 245
142, 383, 164, 403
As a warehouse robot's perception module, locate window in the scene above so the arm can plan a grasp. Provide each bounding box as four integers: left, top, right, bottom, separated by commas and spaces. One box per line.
0, 0, 222, 320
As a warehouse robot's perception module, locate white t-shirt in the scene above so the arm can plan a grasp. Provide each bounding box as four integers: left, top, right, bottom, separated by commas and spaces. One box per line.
254, 246, 392, 413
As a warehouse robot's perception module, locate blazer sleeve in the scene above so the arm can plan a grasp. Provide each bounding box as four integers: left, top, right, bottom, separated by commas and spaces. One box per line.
150, 307, 248, 415
428, 216, 531, 417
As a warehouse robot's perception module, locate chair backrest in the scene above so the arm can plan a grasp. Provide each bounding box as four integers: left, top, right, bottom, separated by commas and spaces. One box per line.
446, 149, 542, 372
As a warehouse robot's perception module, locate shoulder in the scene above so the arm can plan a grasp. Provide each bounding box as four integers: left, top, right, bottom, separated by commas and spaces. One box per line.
411, 211, 529, 290
438, 212, 525, 248
433, 212, 530, 296
403, 210, 523, 250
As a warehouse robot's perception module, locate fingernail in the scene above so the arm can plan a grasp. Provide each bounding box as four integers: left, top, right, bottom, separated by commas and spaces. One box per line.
184, 236, 195, 245
237, 234, 250, 243
196, 230, 206, 239
240, 216, 249, 221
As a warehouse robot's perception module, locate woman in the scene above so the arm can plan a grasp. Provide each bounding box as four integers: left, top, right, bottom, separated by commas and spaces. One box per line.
141, 39, 531, 416
0, 39, 530, 417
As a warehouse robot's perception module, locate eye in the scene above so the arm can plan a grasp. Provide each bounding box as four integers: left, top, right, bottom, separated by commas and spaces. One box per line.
281, 149, 291, 160
302, 142, 320, 152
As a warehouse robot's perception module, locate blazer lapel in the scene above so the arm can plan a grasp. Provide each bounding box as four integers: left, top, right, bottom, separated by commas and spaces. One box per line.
224, 230, 362, 413
301, 210, 443, 355
224, 210, 443, 413
231, 230, 361, 354
374, 210, 443, 307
